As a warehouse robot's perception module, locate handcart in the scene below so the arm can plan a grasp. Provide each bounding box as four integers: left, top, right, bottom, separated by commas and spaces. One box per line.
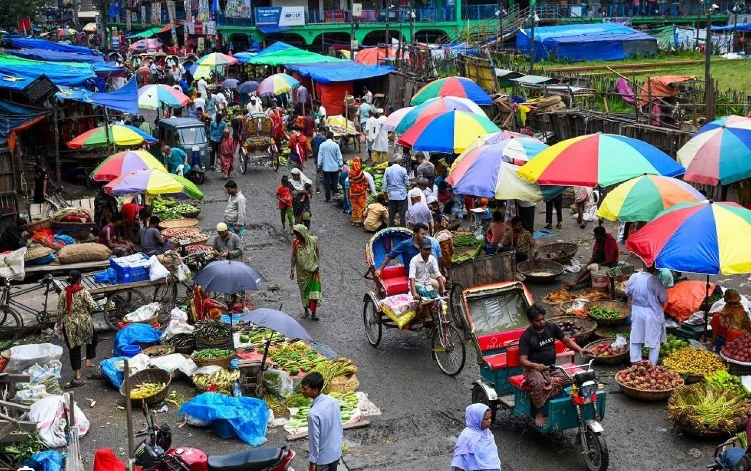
239, 114, 280, 173
326, 115, 361, 152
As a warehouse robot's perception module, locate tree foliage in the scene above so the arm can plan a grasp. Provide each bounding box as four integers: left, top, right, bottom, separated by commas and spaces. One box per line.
0, 0, 51, 27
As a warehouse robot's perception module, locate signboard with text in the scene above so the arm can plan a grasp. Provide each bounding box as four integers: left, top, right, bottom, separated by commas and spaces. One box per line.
255, 6, 305, 26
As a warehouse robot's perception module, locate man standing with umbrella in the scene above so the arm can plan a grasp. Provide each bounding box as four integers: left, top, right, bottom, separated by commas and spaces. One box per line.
224, 180, 247, 235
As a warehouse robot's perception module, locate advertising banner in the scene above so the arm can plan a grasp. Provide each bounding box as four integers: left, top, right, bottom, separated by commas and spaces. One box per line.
255, 6, 305, 26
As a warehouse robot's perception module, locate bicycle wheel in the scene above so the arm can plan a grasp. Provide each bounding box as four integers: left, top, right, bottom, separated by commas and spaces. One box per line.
362, 297, 382, 347
449, 284, 468, 332
104, 289, 149, 330
0, 307, 23, 342
431, 324, 466, 376
153, 282, 177, 320
240, 152, 248, 174
272, 153, 280, 171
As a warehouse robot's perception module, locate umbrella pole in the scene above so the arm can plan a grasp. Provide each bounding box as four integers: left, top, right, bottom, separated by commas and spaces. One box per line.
104, 108, 112, 153
260, 338, 271, 371
703, 274, 711, 339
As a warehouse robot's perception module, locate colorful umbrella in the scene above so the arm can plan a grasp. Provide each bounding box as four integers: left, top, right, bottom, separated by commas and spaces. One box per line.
410, 77, 493, 106
451, 132, 548, 171
195, 52, 238, 67
221, 78, 240, 89
82, 22, 97, 33
257, 73, 300, 96
237, 81, 259, 94
396, 110, 500, 154
105, 169, 204, 200
677, 115, 751, 186
517, 133, 685, 187
626, 201, 751, 275
57, 28, 77, 37
90, 150, 165, 182
67, 125, 157, 149
138, 84, 190, 110
597, 175, 706, 222
382, 107, 414, 132
394, 97, 486, 135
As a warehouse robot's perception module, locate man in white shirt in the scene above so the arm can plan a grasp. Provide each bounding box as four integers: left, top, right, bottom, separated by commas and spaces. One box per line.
193, 96, 206, 112
409, 238, 446, 302
365, 110, 378, 162
372, 109, 389, 164
214, 91, 228, 115
196, 77, 208, 99
362, 86, 373, 105
246, 95, 263, 115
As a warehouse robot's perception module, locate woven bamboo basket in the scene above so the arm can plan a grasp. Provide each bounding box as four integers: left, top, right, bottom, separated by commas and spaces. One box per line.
583, 339, 629, 365
180, 210, 201, 219
24, 246, 54, 262
537, 243, 579, 264
615, 373, 682, 401
584, 300, 631, 326
24, 218, 52, 233
142, 345, 175, 357
119, 368, 171, 407
159, 218, 199, 230
51, 221, 94, 240
192, 351, 235, 369
327, 374, 359, 394
549, 316, 597, 345
196, 335, 232, 347
168, 334, 196, 354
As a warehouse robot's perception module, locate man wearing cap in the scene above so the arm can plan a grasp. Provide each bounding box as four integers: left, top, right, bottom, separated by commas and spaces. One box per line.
372, 109, 389, 165
406, 188, 433, 233
382, 156, 409, 227
246, 95, 263, 115
409, 237, 446, 301
213, 223, 243, 260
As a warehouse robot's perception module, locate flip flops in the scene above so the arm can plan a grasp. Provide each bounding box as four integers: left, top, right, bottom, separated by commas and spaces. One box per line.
64, 379, 85, 389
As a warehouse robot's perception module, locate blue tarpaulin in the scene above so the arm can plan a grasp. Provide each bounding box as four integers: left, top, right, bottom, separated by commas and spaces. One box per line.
517, 23, 658, 62
0, 100, 48, 148
286, 62, 393, 84
0, 53, 96, 90
7, 37, 103, 57
7, 47, 105, 64
712, 23, 751, 32
56, 79, 139, 114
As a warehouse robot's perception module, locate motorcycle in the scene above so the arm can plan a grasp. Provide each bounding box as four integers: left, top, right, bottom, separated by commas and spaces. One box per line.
134, 402, 295, 471
184, 145, 206, 185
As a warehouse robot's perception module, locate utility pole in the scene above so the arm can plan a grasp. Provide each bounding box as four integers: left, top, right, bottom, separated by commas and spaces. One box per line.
704, 1, 715, 121
410, 9, 415, 47
732, 3, 739, 53
496, 1, 503, 51
529, 0, 537, 75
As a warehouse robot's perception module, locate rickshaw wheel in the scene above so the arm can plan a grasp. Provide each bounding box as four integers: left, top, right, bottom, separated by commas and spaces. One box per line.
272, 153, 280, 171
240, 152, 248, 174
449, 284, 468, 333
104, 289, 150, 330
471, 384, 497, 423
579, 430, 609, 471
431, 324, 466, 376
363, 298, 382, 346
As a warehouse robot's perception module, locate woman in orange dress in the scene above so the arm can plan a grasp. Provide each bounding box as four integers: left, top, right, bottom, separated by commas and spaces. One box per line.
348, 158, 369, 226
711, 289, 751, 343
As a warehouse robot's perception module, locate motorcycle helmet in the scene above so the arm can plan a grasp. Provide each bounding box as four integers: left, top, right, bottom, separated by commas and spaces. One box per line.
155, 423, 172, 451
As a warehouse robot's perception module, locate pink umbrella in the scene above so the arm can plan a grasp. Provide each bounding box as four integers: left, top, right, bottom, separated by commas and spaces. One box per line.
382, 107, 414, 133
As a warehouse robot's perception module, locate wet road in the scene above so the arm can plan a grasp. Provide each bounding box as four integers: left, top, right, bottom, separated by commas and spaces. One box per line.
64, 147, 721, 471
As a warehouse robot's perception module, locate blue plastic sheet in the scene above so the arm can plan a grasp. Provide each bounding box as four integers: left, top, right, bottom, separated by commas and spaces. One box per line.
21, 450, 63, 471
220, 313, 244, 324
94, 268, 117, 284
179, 393, 269, 446
113, 324, 161, 356
101, 356, 127, 388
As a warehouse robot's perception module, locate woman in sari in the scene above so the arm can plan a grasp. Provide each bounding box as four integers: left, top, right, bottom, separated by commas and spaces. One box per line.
219, 128, 235, 179
290, 168, 313, 229
290, 224, 322, 320
349, 158, 369, 226
451, 403, 501, 471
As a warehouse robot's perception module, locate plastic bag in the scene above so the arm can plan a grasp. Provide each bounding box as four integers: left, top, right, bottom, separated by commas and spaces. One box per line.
150, 353, 196, 377
563, 259, 582, 274
124, 302, 160, 323
14, 384, 49, 404
92, 448, 127, 471
116, 353, 151, 374
148, 255, 169, 282
161, 320, 194, 341
100, 357, 126, 388
93, 268, 118, 284
0, 247, 26, 281
23, 450, 63, 471
192, 365, 224, 376
113, 324, 161, 357
179, 392, 269, 446
6, 344, 63, 374
263, 368, 294, 398
612, 334, 628, 349
22, 361, 62, 386
176, 264, 191, 281
29, 395, 89, 448
170, 307, 188, 323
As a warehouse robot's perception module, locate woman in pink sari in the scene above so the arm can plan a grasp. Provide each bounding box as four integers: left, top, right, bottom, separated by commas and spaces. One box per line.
219, 129, 235, 179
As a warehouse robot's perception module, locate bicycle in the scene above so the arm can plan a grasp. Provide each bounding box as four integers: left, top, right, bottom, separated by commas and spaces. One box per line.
152, 251, 212, 320
44, 184, 71, 219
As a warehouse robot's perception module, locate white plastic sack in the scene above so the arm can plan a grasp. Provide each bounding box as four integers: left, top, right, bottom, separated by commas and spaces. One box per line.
18, 361, 62, 389
161, 320, 194, 341
170, 307, 188, 323
176, 264, 191, 281
192, 365, 223, 376
148, 255, 169, 282
29, 395, 89, 448
6, 344, 63, 374
125, 302, 160, 323
115, 353, 151, 376
263, 368, 294, 398
14, 384, 49, 404
613, 334, 628, 349
0, 247, 26, 281
563, 259, 582, 274
149, 354, 197, 377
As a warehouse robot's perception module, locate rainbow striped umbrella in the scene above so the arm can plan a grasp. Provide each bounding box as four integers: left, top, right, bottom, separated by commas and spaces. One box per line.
626, 201, 751, 275
195, 52, 238, 67
258, 73, 300, 97
410, 77, 493, 106
382, 107, 414, 132
677, 115, 751, 185
138, 84, 190, 110
105, 169, 204, 200
67, 125, 156, 149
90, 150, 165, 182
57, 28, 77, 37
517, 133, 685, 187
452, 132, 548, 170
597, 175, 706, 222
396, 110, 499, 154
394, 97, 486, 135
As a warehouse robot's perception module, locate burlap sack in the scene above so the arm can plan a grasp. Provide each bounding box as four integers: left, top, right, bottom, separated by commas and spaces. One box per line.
57, 243, 111, 264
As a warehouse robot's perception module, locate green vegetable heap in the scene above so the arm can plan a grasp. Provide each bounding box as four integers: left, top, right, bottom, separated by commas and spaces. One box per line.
588, 306, 622, 319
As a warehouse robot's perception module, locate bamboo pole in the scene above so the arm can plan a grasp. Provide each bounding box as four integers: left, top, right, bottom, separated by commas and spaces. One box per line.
52, 100, 62, 186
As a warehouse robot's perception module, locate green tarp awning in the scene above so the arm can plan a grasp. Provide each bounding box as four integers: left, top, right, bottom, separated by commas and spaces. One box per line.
246, 47, 346, 66
127, 26, 165, 39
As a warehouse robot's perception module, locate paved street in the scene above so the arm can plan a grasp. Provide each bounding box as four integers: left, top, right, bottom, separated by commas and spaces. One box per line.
50, 146, 723, 471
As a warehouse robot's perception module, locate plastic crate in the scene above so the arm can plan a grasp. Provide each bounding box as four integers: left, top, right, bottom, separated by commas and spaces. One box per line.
110, 254, 151, 283
211, 419, 237, 439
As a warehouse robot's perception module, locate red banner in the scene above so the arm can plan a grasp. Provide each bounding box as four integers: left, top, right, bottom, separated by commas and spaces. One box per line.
17, 17, 31, 33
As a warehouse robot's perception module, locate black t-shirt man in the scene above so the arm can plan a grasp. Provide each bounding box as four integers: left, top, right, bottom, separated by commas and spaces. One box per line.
519, 322, 565, 366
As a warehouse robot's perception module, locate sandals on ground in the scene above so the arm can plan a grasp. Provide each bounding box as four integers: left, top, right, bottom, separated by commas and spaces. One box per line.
64, 379, 85, 389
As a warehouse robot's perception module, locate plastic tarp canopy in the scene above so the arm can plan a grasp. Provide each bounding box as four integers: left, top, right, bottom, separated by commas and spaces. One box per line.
127, 25, 170, 39
648, 25, 678, 50
638, 75, 696, 105
712, 23, 751, 32
286, 62, 393, 84
0, 53, 96, 90
55, 79, 139, 114
255, 41, 295, 57
7, 47, 104, 64
246, 45, 346, 66
7, 37, 103, 57
516, 23, 658, 62
0, 100, 48, 148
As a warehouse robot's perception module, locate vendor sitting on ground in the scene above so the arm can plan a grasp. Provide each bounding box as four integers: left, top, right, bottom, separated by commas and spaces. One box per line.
711, 289, 751, 343
139, 216, 173, 256
564, 226, 620, 289
212, 222, 242, 260
409, 238, 446, 301
374, 223, 441, 278
498, 216, 535, 263
98, 214, 135, 257
520, 305, 590, 427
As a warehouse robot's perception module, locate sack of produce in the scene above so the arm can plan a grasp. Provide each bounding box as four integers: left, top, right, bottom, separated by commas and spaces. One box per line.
58, 243, 111, 264
380, 294, 417, 329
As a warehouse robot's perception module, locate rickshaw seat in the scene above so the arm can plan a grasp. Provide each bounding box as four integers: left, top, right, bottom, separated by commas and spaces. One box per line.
483, 353, 507, 370
509, 362, 586, 392
380, 265, 409, 295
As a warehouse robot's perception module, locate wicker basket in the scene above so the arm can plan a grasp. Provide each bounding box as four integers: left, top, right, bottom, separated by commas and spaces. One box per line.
142, 345, 175, 357
24, 246, 54, 262
537, 243, 579, 264
550, 316, 597, 345
159, 218, 199, 229
518, 260, 564, 283
584, 300, 631, 326
51, 221, 94, 240
119, 368, 172, 407
192, 351, 235, 369
584, 339, 629, 365
196, 335, 232, 347
615, 374, 682, 401
161, 226, 200, 237
181, 210, 201, 219
327, 374, 359, 394
24, 218, 52, 233
595, 325, 631, 339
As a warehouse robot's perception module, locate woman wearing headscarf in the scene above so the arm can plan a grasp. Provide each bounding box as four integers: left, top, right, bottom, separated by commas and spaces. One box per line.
56, 270, 99, 388
451, 403, 501, 471
349, 158, 369, 226
290, 224, 322, 320
219, 128, 235, 179
289, 168, 313, 229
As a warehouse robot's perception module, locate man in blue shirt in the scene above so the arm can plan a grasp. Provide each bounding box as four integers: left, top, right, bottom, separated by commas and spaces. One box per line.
381, 156, 409, 227
208, 113, 226, 170
374, 222, 441, 278
161, 145, 191, 176
317, 131, 343, 202
301, 372, 342, 471
311, 129, 327, 194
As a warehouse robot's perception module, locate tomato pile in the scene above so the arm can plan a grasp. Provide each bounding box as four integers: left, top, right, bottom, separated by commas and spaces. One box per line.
591, 341, 626, 357
721, 334, 751, 363
616, 361, 684, 391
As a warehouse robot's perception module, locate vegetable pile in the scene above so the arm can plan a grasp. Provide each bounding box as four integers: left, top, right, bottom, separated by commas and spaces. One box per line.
668, 382, 751, 435
588, 306, 623, 320
658, 335, 690, 362
285, 391, 360, 430
239, 327, 286, 349
556, 319, 584, 337
193, 348, 234, 360
268, 342, 325, 375
311, 358, 357, 392
193, 369, 240, 394
590, 340, 626, 358
616, 362, 684, 391
130, 382, 167, 399
195, 320, 232, 342
706, 370, 749, 398
452, 233, 480, 247
166, 333, 195, 351
157, 208, 185, 220
662, 347, 725, 377
173, 202, 200, 215
721, 334, 751, 363
186, 244, 212, 255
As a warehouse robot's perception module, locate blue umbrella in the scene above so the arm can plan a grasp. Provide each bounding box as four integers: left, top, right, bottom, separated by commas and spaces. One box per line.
241, 308, 312, 341
221, 78, 239, 89
193, 260, 266, 294
237, 81, 259, 94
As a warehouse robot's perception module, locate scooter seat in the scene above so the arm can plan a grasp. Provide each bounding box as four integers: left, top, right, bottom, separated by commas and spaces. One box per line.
207, 448, 282, 471
509, 374, 530, 391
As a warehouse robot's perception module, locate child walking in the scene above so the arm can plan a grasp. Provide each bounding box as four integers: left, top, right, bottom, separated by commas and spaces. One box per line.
276, 175, 294, 233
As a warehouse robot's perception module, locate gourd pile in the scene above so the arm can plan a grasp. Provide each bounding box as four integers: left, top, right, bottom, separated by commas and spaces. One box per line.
239, 327, 286, 349
195, 320, 232, 343
668, 382, 751, 435
285, 391, 360, 430
268, 343, 326, 376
